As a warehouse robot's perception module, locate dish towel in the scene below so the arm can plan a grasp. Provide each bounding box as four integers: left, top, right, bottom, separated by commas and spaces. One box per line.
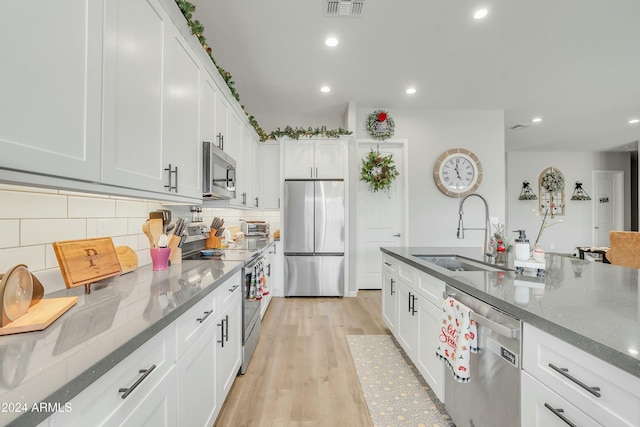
435, 297, 478, 383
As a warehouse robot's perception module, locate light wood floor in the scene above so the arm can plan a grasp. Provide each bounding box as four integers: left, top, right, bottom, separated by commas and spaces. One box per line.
214, 291, 390, 427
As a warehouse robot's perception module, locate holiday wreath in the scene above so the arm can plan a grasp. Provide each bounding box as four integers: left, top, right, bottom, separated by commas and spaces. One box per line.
366, 110, 395, 140
541, 169, 564, 192
360, 149, 399, 192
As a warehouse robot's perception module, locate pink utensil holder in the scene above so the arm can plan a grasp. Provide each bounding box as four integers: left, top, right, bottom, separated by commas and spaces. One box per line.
150, 247, 171, 271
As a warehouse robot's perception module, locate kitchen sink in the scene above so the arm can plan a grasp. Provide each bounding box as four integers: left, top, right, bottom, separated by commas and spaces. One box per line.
412, 255, 504, 272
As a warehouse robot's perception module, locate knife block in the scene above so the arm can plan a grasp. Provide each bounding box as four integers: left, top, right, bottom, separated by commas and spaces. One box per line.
206, 232, 221, 249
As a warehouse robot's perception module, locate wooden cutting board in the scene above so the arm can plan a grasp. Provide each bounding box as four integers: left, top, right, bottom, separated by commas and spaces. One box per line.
606, 231, 640, 268
116, 246, 139, 274
53, 238, 122, 289
0, 297, 78, 336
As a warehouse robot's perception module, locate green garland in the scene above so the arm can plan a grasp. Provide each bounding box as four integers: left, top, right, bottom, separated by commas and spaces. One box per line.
360, 149, 399, 192
365, 110, 395, 140
175, 0, 352, 142
269, 126, 352, 140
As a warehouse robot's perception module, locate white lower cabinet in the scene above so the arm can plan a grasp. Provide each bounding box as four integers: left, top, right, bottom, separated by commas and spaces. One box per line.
522, 370, 600, 427
381, 268, 397, 334
216, 282, 242, 402
396, 279, 419, 359
49, 324, 177, 427
522, 323, 640, 427
416, 296, 444, 401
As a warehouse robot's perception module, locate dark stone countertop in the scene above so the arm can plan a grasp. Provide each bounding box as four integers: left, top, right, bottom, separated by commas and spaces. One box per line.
381, 246, 640, 379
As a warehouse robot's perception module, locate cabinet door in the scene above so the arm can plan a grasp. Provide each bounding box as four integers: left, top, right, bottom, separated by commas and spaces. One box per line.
118, 368, 178, 427
227, 111, 245, 206
0, 1, 102, 181
416, 297, 444, 401
259, 143, 281, 209
216, 288, 242, 407
396, 280, 418, 358
381, 269, 398, 334
242, 126, 257, 208
177, 322, 217, 427
215, 92, 229, 153
522, 371, 600, 427
200, 75, 217, 146
283, 141, 314, 179
162, 29, 201, 199
314, 140, 345, 179
101, 0, 165, 192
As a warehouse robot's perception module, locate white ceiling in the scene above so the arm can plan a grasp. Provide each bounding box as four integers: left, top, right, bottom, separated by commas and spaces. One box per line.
191, 0, 640, 152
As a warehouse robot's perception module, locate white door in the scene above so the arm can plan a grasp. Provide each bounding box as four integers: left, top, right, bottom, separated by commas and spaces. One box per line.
356, 142, 406, 290
593, 170, 624, 247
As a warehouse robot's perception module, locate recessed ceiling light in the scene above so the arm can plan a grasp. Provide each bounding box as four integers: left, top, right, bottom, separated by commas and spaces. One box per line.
320, 86, 331, 93
473, 9, 488, 19
325, 37, 339, 47
532, 117, 543, 123
406, 88, 416, 95
629, 118, 640, 124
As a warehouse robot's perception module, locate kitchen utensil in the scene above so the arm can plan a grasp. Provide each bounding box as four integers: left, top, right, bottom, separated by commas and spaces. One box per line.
148, 211, 164, 220
215, 227, 225, 237
166, 223, 175, 235
142, 221, 153, 247
0, 265, 33, 326
160, 209, 172, 233
149, 218, 164, 247
52, 238, 122, 291
115, 246, 139, 274
157, 234, 169, 248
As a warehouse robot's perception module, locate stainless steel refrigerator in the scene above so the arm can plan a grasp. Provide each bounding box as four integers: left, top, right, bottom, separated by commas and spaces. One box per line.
283, 180, 345, 297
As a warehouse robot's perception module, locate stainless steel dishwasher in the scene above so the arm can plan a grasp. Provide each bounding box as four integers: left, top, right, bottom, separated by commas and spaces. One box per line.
443, 285, 521, 427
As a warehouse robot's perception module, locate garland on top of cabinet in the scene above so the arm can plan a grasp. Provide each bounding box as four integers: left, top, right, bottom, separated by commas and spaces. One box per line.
175, 0, 350, 142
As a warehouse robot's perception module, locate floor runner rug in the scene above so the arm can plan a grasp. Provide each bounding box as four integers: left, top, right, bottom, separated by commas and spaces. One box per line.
346, 335, 454, 427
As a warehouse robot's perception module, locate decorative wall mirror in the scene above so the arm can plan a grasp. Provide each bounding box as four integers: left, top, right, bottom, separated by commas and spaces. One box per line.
538, 167, 565, 216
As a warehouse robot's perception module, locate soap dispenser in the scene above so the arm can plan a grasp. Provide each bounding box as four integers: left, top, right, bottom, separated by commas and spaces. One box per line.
514, 230, 530, 261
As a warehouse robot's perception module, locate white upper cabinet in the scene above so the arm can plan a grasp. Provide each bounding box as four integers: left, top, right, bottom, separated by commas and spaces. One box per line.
102, 0, 165, 192
283, 139, 345, 179
258, 142, 281, 210
162, 28, 202, 199
200, 75, 217, 151
215, 92, 229, 153
0, 1, 102, 181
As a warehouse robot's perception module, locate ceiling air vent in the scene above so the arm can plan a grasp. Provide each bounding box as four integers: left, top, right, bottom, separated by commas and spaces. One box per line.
326, 0, 364, 16
509, 123, 532, 130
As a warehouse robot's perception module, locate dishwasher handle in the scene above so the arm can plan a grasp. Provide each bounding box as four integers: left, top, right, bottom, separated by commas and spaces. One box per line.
443, 291, 520, 339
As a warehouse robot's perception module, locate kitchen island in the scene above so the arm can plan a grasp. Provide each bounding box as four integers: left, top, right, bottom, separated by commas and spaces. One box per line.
0, 237, 280, 426
381, 246, 640, 427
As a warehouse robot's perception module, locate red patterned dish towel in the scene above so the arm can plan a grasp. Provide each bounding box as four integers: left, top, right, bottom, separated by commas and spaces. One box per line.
435, 297, 478, 383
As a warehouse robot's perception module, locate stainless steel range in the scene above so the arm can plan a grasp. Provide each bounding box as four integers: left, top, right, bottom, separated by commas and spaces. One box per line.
180, 225, 262, 374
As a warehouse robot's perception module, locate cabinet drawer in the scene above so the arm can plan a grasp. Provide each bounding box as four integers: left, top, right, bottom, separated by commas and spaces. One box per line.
417, 271, 445, 306
216, 272, 242, 311
523, 323, 640, 427
381, 254, 398, 274
397, 262, 416, 284
176, 292, 217, 359
50, 324, 176, 427
522, 371, 600, 427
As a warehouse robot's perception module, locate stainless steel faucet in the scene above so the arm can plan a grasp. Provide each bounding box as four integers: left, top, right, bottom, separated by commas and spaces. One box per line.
456, 193, 493, 260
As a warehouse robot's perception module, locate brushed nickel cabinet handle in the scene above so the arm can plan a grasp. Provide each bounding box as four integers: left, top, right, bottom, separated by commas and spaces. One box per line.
197, 310, 213, 324
383, 261, 392, 267
548, 363, 601, 397
119, 365, 156, 399
543, 403, 577, 427
390, 278, 395, 295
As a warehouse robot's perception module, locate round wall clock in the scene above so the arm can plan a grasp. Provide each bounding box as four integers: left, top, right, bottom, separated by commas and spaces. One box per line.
433, 148, 483, 197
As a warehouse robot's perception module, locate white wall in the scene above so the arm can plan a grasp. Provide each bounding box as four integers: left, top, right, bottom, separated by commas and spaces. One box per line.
506, 151, 631, 254
355, 107, 506, 253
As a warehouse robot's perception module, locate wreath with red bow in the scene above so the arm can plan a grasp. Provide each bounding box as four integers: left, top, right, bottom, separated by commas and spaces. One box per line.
365, 110, 395, 140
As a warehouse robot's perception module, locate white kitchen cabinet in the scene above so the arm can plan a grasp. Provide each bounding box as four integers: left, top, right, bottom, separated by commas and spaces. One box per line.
0, 1, 102, 182
267, 241, 284, 297
283, 139, 346, 179
381, 268, 398, 334
522, 370, 600, 427
200, 75, 217, 150
215, 91, 229, 154
215, 274, 243, 408
416, 295, 444, 401
396, 279, 419, 359
242, 125, 258, 208
258, 142, 281, 210
49, 324, 177, 427
161, 27, 202, 199
522, 323, 640, 427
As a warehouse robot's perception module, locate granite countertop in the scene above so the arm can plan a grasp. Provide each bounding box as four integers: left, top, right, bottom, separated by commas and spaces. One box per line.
0, 256, 248, 426
381, 246, 640, 379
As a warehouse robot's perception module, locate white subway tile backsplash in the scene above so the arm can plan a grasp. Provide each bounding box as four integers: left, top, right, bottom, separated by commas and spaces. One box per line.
86, 218, 129, 238
112, 235, 140, 250
116, 200, 148, 218
0, 190, 67, 219
0, 245, 45, 272
68, 196, 116, 218
21, 219, 86, 246
0, 220, 19, 248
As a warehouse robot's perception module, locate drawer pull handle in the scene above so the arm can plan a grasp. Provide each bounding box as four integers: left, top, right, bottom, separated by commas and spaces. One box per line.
383, 261, 392, 267
229, 284, 240, 292
543, 403, 577, 427
197, 310, 213, 323
119, 364, 156, 399
390, 278, 395, 295
548, 363, 602, 397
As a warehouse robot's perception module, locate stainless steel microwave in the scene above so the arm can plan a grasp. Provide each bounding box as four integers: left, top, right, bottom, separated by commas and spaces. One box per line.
203, 141, 236, 199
